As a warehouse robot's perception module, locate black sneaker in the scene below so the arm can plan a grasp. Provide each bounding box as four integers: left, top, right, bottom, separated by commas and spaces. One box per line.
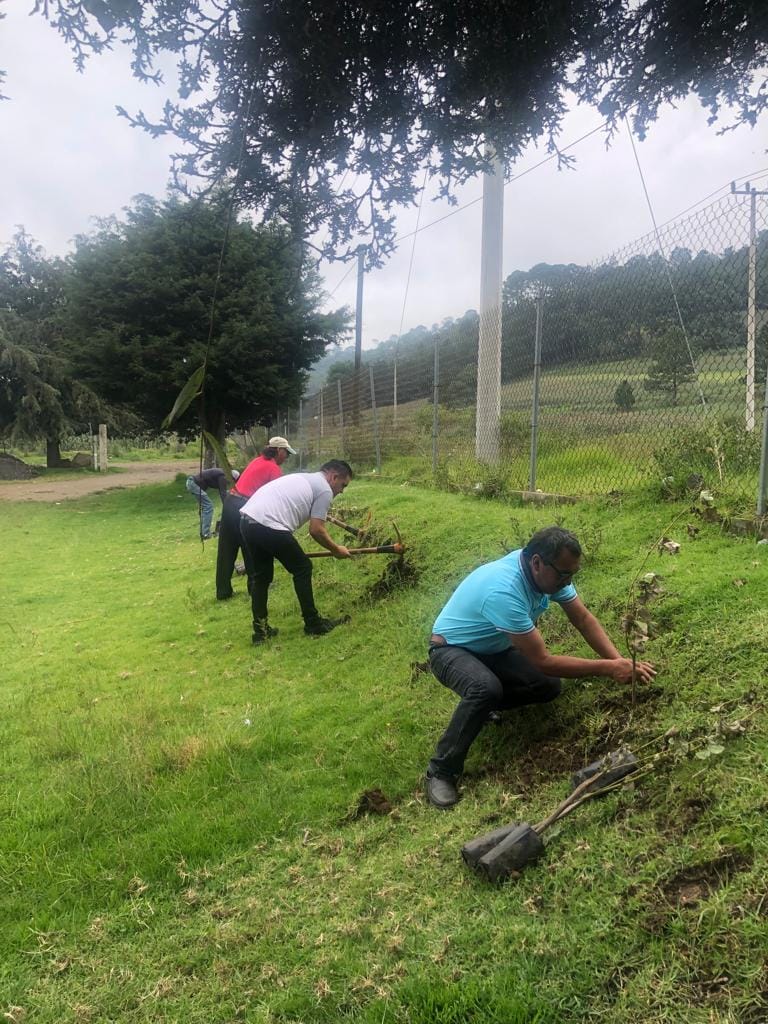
303, 615, 350, 636
425, 773, 459, 810
252, 625, 279, 644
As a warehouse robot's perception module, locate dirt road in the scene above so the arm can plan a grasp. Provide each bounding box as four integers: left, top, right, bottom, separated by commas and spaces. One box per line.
0, 460, 199, 502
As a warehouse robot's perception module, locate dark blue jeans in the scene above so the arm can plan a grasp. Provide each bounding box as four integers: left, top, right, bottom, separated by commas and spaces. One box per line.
427, 643, 561, 779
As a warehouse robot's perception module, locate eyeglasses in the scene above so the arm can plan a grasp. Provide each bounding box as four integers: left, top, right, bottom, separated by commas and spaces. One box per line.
540, 558, 579, 583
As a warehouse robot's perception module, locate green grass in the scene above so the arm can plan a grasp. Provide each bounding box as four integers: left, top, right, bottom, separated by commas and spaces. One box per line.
2, 477, 768, 1022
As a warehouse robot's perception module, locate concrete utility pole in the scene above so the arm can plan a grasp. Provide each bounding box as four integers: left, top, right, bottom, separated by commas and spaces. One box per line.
97, 423, 108, 472
476, 152, 505, 462
353, 244, 366, 422
731, 181, 768, 432
354, 244, 366, 372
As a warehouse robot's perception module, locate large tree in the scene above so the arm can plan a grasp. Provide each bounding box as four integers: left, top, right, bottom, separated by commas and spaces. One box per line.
0, 229, 105, 465
35, 1, 768, 263
63, 194, 349, 445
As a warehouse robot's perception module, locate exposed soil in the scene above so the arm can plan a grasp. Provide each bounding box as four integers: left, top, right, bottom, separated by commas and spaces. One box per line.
660, 849, 753, 908
366, 557, 421, 599
0, 460, 199, 502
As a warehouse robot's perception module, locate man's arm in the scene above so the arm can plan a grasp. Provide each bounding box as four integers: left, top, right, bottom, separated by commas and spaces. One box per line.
308, 518, 351, 559
507, 618, 656, 685
561, 596, 622, 658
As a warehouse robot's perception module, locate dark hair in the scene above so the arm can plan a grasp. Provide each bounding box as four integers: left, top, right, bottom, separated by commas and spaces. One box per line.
321, 459, 353, 478
523, 526, 581, 561
261, 446, 279, 460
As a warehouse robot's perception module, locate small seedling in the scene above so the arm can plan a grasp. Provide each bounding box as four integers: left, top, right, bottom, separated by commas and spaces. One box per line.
621, 572, 662, 705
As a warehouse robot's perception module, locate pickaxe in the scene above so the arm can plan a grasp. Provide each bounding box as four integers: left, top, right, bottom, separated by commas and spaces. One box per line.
307, 520, 405, 558
307, 543, 405, 558
326, 513, 366, 539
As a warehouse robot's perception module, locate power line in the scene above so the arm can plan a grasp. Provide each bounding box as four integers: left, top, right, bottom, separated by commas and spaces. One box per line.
623, 115, 708, 412
393, 117, 616, 244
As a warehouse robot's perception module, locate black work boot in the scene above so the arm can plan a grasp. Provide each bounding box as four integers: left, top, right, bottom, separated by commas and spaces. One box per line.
252, 624, 279, 644
303, 615, 350, 636
425, 773, 459, 810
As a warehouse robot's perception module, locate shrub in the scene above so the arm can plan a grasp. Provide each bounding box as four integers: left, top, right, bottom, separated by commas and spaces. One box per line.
614, 379, 636, 411
652, 416, 762, 491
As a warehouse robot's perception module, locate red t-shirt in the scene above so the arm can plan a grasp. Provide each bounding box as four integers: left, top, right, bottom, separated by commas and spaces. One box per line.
232, 455, 282, 498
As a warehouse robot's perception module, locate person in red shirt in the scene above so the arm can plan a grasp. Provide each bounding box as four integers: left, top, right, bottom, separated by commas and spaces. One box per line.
215, 436, 296, 599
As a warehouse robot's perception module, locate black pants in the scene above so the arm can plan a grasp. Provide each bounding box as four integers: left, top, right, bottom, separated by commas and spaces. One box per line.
216, 494, 253, 599
427, 644, 561, 779
240, 518, 320, 632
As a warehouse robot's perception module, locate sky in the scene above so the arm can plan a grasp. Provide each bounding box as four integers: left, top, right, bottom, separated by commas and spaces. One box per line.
1, 3, 766, 349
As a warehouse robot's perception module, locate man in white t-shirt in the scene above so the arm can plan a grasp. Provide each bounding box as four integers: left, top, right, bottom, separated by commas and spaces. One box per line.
239, 460, 353, 642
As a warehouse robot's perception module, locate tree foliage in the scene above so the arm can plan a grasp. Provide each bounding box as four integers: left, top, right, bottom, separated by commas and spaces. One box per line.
643, 323, 696, 405
62, 195, 350, 443
35, 1, 768, 264
0, 230, 105, 464
614, 379, 636, 411
315, 237, 764, 411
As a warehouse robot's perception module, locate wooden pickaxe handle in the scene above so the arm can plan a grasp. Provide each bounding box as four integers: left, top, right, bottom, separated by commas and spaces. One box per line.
306, 543, 405, 558
327, 514, 364, 538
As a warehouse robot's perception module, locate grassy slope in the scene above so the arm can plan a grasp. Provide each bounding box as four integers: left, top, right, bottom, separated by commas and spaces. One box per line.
2, 477, 767, 1023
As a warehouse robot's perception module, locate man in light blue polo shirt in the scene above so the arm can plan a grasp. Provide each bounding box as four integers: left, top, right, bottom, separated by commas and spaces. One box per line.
425, 526, 656, 809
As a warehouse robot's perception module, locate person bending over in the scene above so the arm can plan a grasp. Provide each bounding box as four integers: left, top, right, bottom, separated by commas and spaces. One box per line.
185, 467, 233, 540
216, 436, 296, 600
425, 526, 656, 809
239, 460, 353, 643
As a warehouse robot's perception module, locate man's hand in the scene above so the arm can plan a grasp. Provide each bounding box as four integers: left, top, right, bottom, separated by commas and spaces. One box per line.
333, 545, 352, 559
609, 658, 656, 685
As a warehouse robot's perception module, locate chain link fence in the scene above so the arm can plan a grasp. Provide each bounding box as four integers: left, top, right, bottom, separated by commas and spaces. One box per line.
291, 189, 768, 512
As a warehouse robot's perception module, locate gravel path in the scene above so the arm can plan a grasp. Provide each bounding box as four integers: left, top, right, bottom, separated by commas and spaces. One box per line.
0, 460, 199, 502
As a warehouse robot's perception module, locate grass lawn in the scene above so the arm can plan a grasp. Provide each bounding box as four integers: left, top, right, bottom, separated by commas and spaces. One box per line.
2, 476, 768, 1022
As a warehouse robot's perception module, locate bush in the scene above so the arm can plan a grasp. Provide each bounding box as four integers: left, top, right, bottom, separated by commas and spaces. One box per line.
614, 379, 636, 411
652, 417, 762, 491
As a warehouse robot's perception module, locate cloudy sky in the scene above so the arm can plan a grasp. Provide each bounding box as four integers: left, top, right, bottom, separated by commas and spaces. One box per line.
1, 4, 766, 348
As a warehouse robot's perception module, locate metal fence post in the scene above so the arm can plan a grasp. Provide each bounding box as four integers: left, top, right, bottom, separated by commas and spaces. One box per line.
757, 363, 768, 516
337, 380, 345, 457
369, 365, 382, 473
529, 293, 543, 491
298, 400, 304, 470
432, 336, 440, 473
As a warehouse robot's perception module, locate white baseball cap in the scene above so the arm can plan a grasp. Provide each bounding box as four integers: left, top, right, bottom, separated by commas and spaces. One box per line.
269, 435, 297, 455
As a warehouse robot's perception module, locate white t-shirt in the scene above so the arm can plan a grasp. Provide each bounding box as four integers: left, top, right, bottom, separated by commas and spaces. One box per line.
240, 472, 333, 533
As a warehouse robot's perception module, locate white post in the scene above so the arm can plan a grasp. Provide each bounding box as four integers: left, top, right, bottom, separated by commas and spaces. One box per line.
97, 423, 108, 472
476, 152, 504, 463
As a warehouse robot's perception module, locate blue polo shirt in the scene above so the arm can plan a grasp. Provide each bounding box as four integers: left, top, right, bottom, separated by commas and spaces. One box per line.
432, 549, 578, 654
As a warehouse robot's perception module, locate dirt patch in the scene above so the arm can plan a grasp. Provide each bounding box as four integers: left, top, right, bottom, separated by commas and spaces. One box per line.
0, 460, 198, 502
660, 849, 753, 908
365, 557, 420, 599
656, 795, 713, 836
344, 788, 393, 821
